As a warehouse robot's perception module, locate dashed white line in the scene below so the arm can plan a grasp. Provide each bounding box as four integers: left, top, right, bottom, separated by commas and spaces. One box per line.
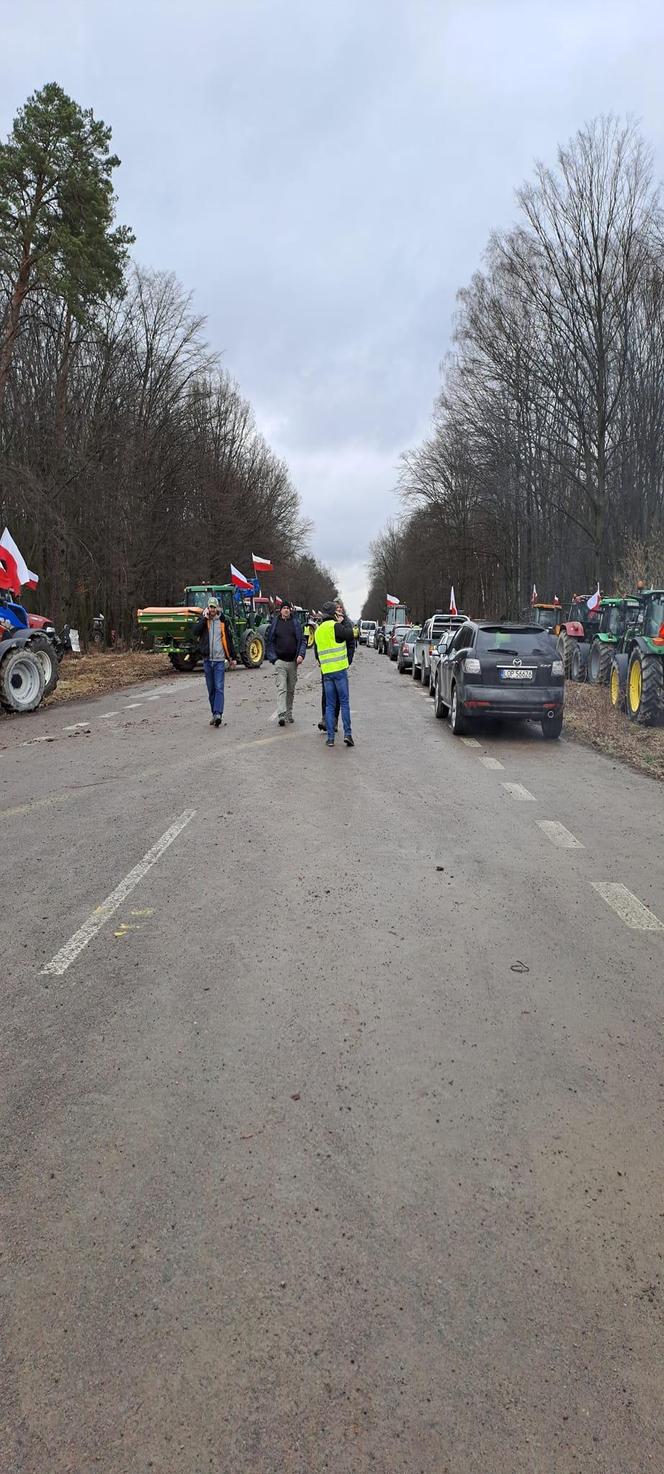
41, 809, 197, 977
124, 702, 143, 709
591, 882, 664, 933
478, 755, 504, 770
98, 711, 119, 720
63, 722, 90, 732
461, 737, 481, 748
537, 819, 584, 849
142, 694, 161, 701
501, 782, 536, 801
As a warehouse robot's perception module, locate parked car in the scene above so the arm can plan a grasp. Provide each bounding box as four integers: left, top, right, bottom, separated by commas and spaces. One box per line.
397, 627, 420, 672
427, 627, 458, 696
433, 621, 565, 738
386, 623, 414, 661
413, 613, 468, 685
367, 628, 376, 647
359, 620, 377, 645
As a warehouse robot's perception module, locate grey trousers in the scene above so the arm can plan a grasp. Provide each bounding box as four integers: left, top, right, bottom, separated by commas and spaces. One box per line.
275, 658, 297, 717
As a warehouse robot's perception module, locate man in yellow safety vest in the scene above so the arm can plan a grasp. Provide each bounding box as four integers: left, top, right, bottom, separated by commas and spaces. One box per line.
314, 600, 355, 747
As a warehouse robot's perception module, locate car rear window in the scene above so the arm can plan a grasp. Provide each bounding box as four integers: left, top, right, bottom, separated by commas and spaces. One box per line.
476, 628, 557, 655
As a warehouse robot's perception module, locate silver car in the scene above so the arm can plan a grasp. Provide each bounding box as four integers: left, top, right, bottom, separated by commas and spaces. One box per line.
413, 613, 468, 686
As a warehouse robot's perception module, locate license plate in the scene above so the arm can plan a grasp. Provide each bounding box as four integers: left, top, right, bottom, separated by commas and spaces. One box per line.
500, 667, 533, 680
69, 628, 81, 653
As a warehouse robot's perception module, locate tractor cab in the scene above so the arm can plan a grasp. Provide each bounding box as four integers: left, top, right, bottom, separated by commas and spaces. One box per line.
566, 595, 601, 639
638, 589, 664, 642
523, 603, 562, 634
597, 596, 640, 639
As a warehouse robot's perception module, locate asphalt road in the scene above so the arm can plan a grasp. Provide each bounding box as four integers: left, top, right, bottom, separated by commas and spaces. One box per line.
2, 649, 664, 1473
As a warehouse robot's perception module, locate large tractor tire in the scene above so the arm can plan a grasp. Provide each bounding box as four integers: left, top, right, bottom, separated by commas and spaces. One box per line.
557, 629, 574, 676
0, 647, 45, 712
170, 651, 199, 672
570, 643, 587, 682
242, 630, 265, 669
609, 654, 628, 710
626, 649, 664, 726
588, 641, 612, 686
28, 634, 59, 696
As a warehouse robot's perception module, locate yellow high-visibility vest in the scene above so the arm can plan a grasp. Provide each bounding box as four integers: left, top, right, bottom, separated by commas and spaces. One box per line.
314, 619, 349, 674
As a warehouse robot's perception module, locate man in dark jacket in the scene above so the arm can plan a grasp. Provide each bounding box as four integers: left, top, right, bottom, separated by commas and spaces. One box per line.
193, 597, 237, 727
266, 599, 306, 726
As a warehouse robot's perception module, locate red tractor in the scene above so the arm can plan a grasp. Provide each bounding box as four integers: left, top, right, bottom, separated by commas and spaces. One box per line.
521, 596, 601, 678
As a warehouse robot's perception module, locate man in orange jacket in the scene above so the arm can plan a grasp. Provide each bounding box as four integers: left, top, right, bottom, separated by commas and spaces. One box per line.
193, 597, 238, 727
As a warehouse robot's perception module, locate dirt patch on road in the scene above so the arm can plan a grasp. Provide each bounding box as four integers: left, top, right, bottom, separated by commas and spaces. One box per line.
565, 683, 664, 781
45, 651, 175, 706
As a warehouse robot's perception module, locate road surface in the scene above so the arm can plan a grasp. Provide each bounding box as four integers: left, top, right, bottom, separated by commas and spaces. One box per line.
2, 650, 663, 1473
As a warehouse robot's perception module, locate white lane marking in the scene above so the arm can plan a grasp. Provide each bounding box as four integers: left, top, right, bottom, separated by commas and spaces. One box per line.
41, 810, 196, 977
142, 694, 161, 701
478, 755, 504, 770
63, 722, 90, 732
591, 882, 664, 933
461, 737, 481, 748
124, 702, 143, 709
501, 782, 536, 801
98, 711, 119, 720
537, 819, 584, 849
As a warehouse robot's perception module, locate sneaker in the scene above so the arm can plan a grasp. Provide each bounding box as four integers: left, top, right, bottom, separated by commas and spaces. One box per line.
344, 735, 354, 747
326, 739, 334, 747
317, 720, 327, 731
278, 717, 286, 727
214, 715, 222, 728
209, 717, 216, 726
287, 713, 295, 724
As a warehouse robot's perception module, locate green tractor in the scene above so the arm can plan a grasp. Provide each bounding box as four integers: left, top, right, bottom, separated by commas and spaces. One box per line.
609, 588, 664, 723
586, 596, 641, 686
138, 582, 270, 672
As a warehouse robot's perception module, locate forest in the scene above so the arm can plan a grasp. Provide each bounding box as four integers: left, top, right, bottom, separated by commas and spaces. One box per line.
363, 117, 664, 622
0, 84, 335, 636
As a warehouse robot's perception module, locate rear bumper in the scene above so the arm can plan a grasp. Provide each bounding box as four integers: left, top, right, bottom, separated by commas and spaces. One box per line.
460, 682, 564, 718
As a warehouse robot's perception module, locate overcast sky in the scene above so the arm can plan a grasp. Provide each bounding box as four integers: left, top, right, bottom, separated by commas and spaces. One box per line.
3, 0, 664, 610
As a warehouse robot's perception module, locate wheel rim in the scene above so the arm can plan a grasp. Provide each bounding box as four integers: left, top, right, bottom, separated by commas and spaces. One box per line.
451, 690, 457, 724
610, 667, 619, 705
33, 648, 54, 684
9, 655, 42, 704
248, 638, 262, 663
628, 658, 642, 713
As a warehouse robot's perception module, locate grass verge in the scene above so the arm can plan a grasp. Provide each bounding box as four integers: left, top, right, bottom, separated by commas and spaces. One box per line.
564, 682, 664, 781
45, 651, 175, 706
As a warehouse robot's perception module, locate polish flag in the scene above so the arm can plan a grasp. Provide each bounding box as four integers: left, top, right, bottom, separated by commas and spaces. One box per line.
553, 593, 561, 607
252, 553, 273, 573
531, 583, 538, 605
450, 585, 457, 615
386, 593, 400, 607
275, 595, 283, 606
230, 563, 253, 591
0, 527, 38, 589
587, 583, 601, 612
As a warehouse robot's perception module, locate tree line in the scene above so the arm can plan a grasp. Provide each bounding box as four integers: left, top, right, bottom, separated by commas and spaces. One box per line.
363, 117, 664, 623
0, 83, 335, 635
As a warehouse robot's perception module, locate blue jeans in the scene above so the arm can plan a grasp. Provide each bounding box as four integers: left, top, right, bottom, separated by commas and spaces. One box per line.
323, 670, 351, 740
203, 658, 225, 717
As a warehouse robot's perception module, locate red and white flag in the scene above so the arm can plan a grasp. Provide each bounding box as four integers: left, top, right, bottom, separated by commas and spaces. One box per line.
554, 593, 561, 607
450, 585, 457, 615
0, 527, 38, 590
531, 583, 538, 605
230, 563, 253, 591
252, 553, 273, 573
275, 595, 283, 606
587, 583, 601, 612
386, 593, 400, 607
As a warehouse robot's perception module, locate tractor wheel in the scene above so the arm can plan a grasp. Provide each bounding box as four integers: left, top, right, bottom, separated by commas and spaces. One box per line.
557, 629, 573, 676
170, 651, 199, 672
588, 642, 612, 686
0, 647, 45, 712
28, 634, 59, 696
626, 649, 664, 725
609, 654, 628, 710
570, 644, 587, 682
242, 630, 265, 669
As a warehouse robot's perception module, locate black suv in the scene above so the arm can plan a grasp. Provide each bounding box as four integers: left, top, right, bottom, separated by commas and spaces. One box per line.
434, 621, 565, 738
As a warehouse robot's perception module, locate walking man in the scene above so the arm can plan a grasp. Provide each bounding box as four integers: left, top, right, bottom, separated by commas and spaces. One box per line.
314, 600, 354, 747
267, 599, 306, 725
193, 597, 237, 727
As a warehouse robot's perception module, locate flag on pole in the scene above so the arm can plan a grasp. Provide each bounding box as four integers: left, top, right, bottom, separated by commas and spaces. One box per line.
531, 583, 538, 605
0, 527, 38, 590
553, 593, 561, 607
275, 595, 283, 606
587, 583, 601, 612
252, 553, 273, 573
230, 563, 253, 591
386, 593, 400, 607
449, 585, 457, 615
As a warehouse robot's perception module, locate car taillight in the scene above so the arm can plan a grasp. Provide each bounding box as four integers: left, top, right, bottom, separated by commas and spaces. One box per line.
464, 657, 481, 674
